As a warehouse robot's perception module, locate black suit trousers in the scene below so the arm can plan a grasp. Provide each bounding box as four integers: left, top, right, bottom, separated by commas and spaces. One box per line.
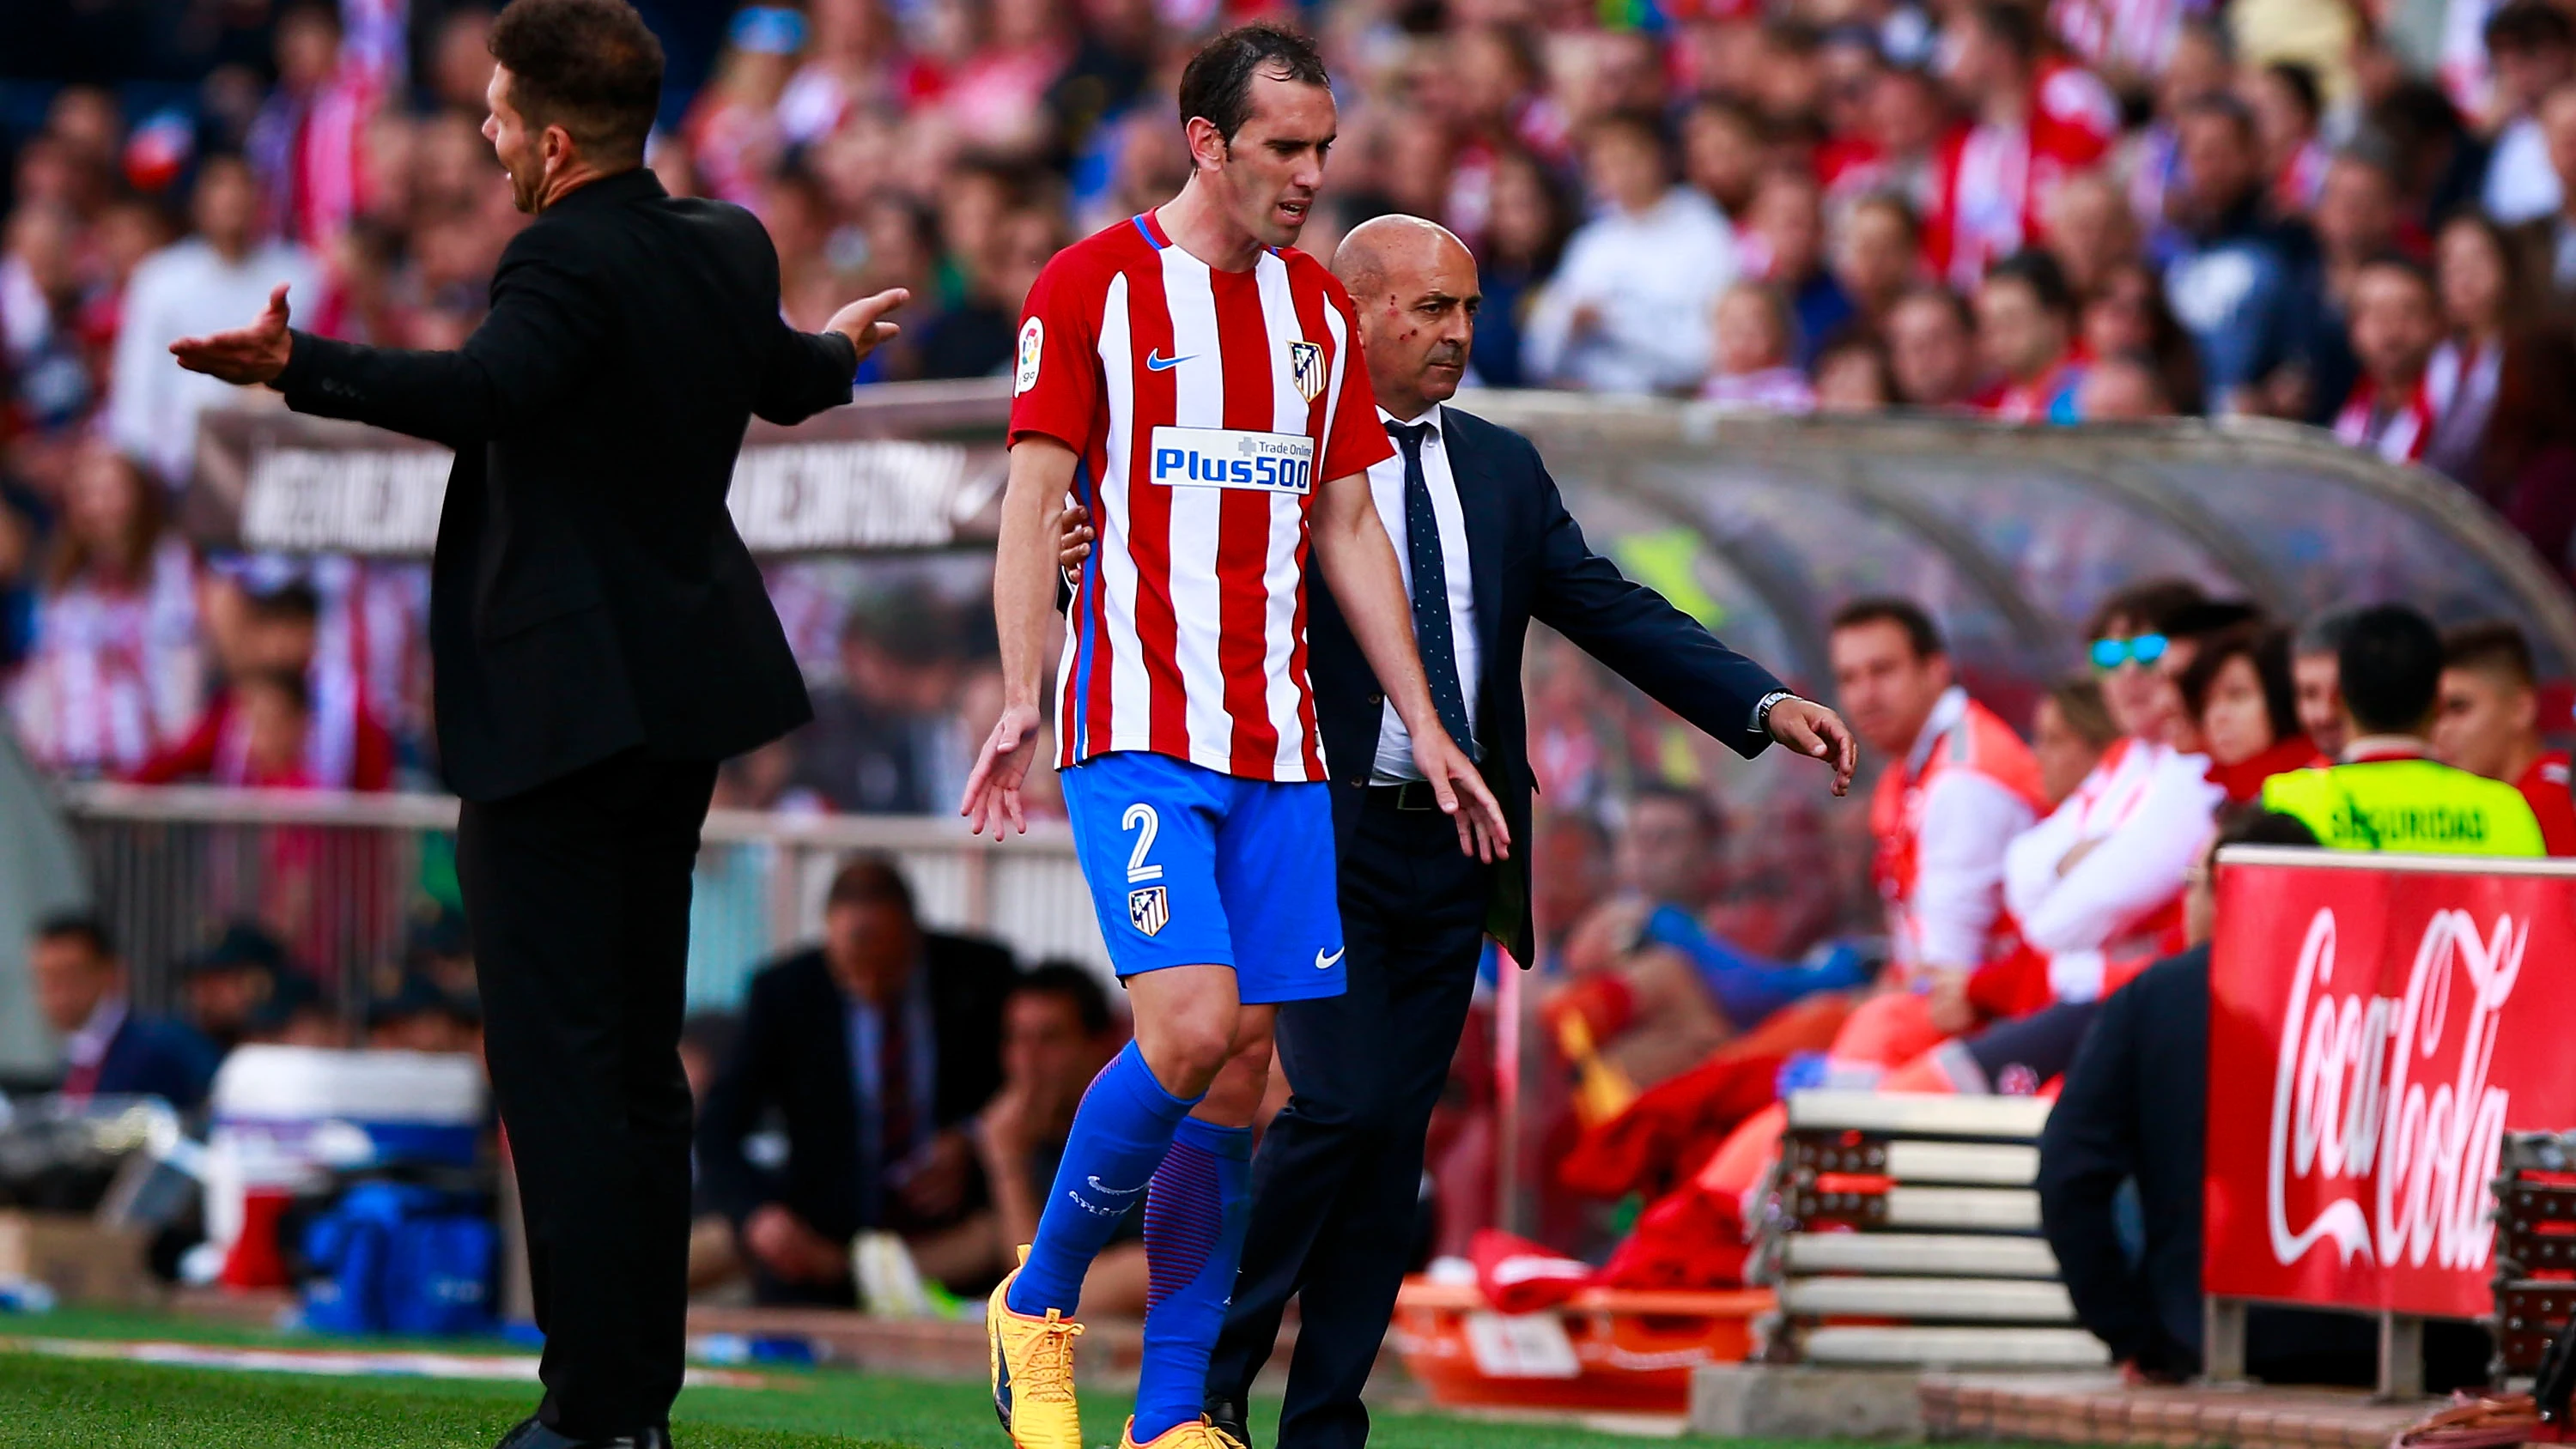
1206, 800, 1492, 1449
457, 751, 718, 1439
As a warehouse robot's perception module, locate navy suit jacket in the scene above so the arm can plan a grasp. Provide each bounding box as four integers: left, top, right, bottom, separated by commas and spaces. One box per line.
1307, 405, 1786, 965
89, 1014, 221, 1112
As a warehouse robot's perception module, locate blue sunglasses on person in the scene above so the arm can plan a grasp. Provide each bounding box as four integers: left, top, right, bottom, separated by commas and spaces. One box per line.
2089, 633, 2170, 670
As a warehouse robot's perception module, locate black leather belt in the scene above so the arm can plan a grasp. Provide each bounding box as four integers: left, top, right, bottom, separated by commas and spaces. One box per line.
1364, 779, 1444, 812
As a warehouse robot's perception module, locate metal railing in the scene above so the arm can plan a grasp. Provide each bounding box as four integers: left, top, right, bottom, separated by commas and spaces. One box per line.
55, 783, 1104, 1019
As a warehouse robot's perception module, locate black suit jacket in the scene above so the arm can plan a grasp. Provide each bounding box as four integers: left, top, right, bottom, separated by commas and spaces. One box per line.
274, 168, 857, 801
1309, 405, 1784, 965
696, 934, 1017, 1243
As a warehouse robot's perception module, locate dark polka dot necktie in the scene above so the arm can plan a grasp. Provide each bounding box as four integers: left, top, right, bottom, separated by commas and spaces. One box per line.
1385, 418, 1479, 762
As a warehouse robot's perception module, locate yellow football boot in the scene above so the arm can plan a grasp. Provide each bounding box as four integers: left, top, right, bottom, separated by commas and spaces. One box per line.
1121, 1417, 1224, 1449
987, 1247, 1084, 1449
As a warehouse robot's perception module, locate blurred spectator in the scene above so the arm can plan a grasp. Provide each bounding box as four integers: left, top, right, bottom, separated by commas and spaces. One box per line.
2073, 353, 2175, 417
1926, 3, 2117, 291
2002, 579, 2225, 1008
913, 197, 1061, 379
404, 905, 477, 1003
1886, 284, 1984, 406
2481, 2, 2576, 225
969, 961, 1149, 1316
2041, 171, 2137, 303
1829, 192, 1922, 329
2246, 61, 2328, 216
2292, 609, 2357, 758
2433, 620, 2576, 852
792, 599, 969, 813
244, 1, 386, 255
1977, 249, 2084, 421
31, 912, 219, 1110
2263, 603, 2546, 852
1813, 330, 1899, 410
2080, 261, 2204, 417
1467, 148, 1571, 389
696, 857, 1016, 1305
1701, 282, 1815, 410
131, 665, 359, 789
179, 919, 293, 1056
2332, 255, 2445, 462
2505, 83, 2576, 317
1523, 112, 1740, 395
6, 440, 204, 777
104, 153, 319, 486
2470, 322, 2576, 577
2033, 676, 2121, 805
2421, 212, 2521, 482
2161, 94, 2311, 415
1742, 167, 1853, 367
1831, 597, 2041, 1000
2177, 623, 2321, 802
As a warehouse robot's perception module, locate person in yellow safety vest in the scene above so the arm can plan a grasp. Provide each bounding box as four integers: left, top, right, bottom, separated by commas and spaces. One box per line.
2261, 603, 2545, 856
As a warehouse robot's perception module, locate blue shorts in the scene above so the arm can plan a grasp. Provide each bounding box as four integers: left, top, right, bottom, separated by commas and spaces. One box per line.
1060, 750, 1345, 1004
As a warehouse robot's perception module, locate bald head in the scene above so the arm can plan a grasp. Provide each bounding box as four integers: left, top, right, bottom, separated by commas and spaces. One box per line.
1334, 213, 1480, 420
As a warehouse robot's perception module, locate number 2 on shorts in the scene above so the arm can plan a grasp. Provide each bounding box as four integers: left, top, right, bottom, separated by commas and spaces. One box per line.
1123, 803, 1163, 883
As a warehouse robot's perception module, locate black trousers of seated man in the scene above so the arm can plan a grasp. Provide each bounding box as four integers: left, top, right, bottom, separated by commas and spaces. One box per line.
457, 751, 719, 1440
1206, 794, 1494, 1449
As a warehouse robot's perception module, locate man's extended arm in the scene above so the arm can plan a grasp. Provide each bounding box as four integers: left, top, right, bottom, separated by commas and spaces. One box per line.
1309, 467, 1509, 860
958, 437, 1080, 836
1524, 442, 1853, 788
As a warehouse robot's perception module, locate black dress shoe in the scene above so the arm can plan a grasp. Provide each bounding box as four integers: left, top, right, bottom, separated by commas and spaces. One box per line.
1204, 1398, 1252, 1449
495, 1416, 673, 1449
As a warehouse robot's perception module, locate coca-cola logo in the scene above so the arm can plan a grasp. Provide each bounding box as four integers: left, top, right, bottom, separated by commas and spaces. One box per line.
2265, 906, 2524, 1274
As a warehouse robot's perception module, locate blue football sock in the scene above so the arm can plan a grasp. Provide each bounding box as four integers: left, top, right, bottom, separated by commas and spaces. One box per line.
1131, 1115, 1252, 1442
1008, 1040, 1199, 1319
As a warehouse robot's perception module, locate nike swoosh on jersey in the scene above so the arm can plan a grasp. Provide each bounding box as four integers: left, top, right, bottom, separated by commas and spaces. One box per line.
1315, 947, 1346, 970
1145, 349, 1194, 372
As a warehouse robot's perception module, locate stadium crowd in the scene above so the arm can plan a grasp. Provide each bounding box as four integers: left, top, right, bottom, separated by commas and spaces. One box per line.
8, 0, 2576, 788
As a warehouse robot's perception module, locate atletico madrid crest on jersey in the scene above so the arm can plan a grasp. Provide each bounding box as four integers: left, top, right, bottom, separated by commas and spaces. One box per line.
1128, 885, 1170, 937
1287, 340, 1325, 402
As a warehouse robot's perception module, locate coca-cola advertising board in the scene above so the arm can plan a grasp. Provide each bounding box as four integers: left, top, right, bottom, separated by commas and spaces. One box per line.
2205, 846, 2576, 1318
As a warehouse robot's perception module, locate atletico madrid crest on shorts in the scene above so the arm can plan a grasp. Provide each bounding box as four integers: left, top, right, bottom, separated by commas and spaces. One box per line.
1287, 340, 1325, 402
1128, 885, 1170, 937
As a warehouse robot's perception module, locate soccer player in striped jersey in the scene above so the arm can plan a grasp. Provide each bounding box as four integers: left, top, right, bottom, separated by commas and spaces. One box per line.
957, 24, 1507, 1449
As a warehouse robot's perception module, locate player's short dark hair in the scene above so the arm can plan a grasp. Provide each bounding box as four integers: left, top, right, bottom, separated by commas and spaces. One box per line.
1177, 23, 1330, 148
489, 0, 665, 168
1984, 249, 2076, 318
2339, 603, 2445, 735
2442, 620, 2538, 689
1831, 596, 1947, 658
35, 911, 113, 961
1014, 961, 1115, 1038
2488, 0, 2575, 53
2085, 577, 2208, 640
825, 855, 918, 920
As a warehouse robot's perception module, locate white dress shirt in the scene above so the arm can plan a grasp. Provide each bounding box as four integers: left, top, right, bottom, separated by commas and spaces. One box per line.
1369, 403, 1481, 783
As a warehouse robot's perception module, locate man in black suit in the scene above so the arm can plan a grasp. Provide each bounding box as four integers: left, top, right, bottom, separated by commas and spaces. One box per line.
1066, 215, 1856, 1449
696, 857, 1018, 1306
169, 3, 906, 1444
31, 913, 221, 1112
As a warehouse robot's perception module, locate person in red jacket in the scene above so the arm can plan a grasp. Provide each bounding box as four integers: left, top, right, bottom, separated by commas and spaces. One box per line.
1927, 2, 2119, 290
2431, 620, 2576, 854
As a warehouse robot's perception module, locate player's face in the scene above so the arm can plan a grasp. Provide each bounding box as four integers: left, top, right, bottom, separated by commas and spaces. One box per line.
1209, 72, 1337, 249
2431, 666, 2530, 780
1827, 619, 1950, 758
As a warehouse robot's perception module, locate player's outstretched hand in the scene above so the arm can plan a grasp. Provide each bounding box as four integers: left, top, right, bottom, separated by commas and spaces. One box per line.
1410, 729, 1511, 864
825, 287, 911, 362
170, 283, 294, 385
1767, 697, 1859, 797
959, 703, 1044, 836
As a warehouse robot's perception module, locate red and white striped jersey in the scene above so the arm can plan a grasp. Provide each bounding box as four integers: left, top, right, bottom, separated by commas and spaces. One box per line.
1012, 211, 1394, 783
